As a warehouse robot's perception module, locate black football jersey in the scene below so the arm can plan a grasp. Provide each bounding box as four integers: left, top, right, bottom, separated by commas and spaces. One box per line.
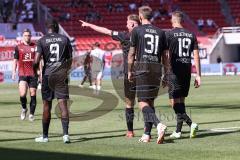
166, 27, 198, 74
111, 31, 130, 74
130, 24, 167, 73
36, 33, 73, 75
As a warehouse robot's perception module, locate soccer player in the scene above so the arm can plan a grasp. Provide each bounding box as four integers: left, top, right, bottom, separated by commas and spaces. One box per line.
33, 19, 73, 143
79, 14, 140, 137
89, 42, 105, 94
12, 28, 37, 121
128, 6, 168, 143
79, 50, 92, 87
165, 11, 201, 139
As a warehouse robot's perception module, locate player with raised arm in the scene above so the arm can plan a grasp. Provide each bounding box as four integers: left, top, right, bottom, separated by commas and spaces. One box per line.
128, 6, 168, 144
80, 14, 140, 137
33, 19, 73, 143
165, 11, 201, 139
12, 29, 38, 121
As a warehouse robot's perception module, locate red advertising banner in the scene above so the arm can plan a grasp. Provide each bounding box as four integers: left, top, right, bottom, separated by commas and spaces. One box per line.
0, 47, 15, 61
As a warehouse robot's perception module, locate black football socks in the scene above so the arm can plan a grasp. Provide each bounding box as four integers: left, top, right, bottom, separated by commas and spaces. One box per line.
142, 106, 160, 135
173, 103, 192, 133
61, 117, 69, 135
42, 118, 50, 138
30, 96, 36, 115
125, 108, 134, 131
20, 96, 27, 109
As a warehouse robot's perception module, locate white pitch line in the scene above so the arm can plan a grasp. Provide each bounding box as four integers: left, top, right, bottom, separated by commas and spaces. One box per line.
210, 127, 240, 132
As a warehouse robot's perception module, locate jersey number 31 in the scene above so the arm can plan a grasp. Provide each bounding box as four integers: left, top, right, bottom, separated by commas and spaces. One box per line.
144, 34, 159, 55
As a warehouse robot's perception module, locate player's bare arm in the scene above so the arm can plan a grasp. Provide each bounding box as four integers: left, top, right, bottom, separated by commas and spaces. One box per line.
79, 20, 112, 36
127, 46, 136, 81
193, 49, 201, 88
12, 59, 18, 81
33, 52, 42, 76
162, 50, 171, 87
38, 58, 43, 82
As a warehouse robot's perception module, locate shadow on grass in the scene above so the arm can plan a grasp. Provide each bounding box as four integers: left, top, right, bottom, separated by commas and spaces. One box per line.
188, 104, 240, 110
155, 104, 240, 110
0, 114, 42, 119
1, 118, 240, 143
0, 147, 144, 160
71, 134, 126, 143
171, 129, 240, 140
0, 101, 19, 105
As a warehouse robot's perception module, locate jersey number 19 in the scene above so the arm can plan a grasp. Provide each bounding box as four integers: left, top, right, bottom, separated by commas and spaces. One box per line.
178, 38, 191, 57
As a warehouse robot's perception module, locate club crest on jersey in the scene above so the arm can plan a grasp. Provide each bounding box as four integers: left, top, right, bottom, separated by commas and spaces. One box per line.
31, 48, 35, 52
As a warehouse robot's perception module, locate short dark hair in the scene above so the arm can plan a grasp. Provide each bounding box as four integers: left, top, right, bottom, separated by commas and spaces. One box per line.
22, 28, 31, 35
138, 6, 152, 20
93, 42, 100, 47
127, 14, 140, 25
46, 19, 59, 33
172, 11, 184, 23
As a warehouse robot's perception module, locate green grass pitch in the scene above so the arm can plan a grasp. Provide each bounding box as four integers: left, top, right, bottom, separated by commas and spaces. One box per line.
0, 76, 240, 160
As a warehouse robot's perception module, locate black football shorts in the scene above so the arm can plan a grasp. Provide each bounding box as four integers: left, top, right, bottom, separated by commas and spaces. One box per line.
19, 76, 38, 89
168, 73, 191, 99
134, 72, 161, 102
41, 75, 69, 101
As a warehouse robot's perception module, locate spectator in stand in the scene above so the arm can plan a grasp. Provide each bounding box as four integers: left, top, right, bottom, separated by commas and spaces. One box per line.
235, 17, 240, 26
115, 3, 124, 12
206, 18, 218, 28
129, 3, 137, 11
197, 17, 204, 31
106, 2, 113, 12
1, 0, 13, 23
159, 4, 169, 20
59, 12, 71, 22
77, 0, 87, 8
85, 10, 102, 22
87, 0, 95, 9
19, 10, 27, 22
151, 9, 160, 22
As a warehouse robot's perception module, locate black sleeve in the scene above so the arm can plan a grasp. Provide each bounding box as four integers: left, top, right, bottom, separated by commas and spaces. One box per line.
14, 46, 19, 59
36, 39, 43, 55
67, 38, 73, 59
162, 31, 168, 51
165, 31, 169, 49
111, 31, 126, 42
193, 34, 199, 50
130, 28, 138, 47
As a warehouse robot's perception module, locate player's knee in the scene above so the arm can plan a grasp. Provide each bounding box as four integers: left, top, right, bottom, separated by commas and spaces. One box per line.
30, 90, 37, 96
61, 110, 69, 118
125, 98, 135, 107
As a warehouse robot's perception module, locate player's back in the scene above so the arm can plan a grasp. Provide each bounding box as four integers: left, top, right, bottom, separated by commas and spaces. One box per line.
132, 24, 166, 64
166, 27, 198, 74
131, 24, 166, 74
37, 33, 72, 75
